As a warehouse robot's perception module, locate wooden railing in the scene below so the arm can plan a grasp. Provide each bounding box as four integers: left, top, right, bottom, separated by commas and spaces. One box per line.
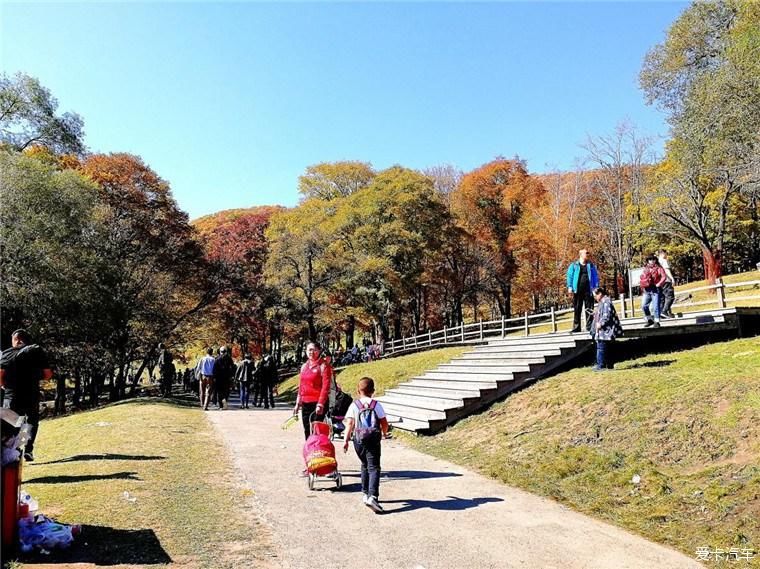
384, 277, 760, 355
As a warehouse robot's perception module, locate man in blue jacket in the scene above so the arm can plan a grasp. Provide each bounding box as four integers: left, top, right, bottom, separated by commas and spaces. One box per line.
566, 249, 600, 333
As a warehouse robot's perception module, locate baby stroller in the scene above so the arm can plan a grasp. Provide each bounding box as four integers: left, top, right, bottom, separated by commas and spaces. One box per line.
303, 414, 343, 491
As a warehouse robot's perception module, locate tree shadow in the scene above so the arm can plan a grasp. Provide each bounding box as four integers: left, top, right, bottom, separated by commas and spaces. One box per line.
619, 359, 677, 370
20, 524, 171, 565
382, 496, 504, 514
34, 454, 166, 466
24, 472, 140, 484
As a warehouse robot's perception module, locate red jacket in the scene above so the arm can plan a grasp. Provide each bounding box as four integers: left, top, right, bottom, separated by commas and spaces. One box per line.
298, 360, 331, 406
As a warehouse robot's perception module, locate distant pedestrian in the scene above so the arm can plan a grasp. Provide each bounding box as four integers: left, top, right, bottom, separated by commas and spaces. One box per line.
196, 348, 216, 410
235, 353, 255, 409
258, 353, 277, 409
157, 343, 174, 397
658, 249, 676, 319
591, 287, 623, 371
343, 377, 390, 514
213, 346, 235, 410
639, 255, 668, 328
566, 249, 600, 333
0, 329, 53, 462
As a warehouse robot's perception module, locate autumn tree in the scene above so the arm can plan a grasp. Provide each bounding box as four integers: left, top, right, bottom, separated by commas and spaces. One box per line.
640, 0, 760, 279
297, 161, 375, 201
451, 158, 544, 317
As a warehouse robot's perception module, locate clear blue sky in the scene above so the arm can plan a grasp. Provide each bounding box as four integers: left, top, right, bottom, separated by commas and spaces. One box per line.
1, 1, 687, 219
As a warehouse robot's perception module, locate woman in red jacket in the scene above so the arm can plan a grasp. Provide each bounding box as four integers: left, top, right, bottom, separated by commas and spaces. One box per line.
294, 342, 331, 440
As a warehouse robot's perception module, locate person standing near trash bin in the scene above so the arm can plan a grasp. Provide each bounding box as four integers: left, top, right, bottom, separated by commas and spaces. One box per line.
566, 249, 600, 333
294, 342, 331, 440
0, 329, 53, 462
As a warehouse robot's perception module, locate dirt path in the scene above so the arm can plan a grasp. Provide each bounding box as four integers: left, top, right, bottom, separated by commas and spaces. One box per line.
207, 403, 702, 569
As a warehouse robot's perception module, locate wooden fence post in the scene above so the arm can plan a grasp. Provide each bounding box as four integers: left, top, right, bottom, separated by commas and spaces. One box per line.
716, 277, 726, 308
524, 311, 529, 337
461, 323, 465, 342
428, 329, 432, 346
619, 293, 626, 319
443, 326, 448, 344
551, 306, 557, 333
501, 316, 506, 338
479, 319, 483, 340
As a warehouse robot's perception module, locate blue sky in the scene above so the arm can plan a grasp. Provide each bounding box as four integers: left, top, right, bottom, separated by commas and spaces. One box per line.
1, 1, 687, 219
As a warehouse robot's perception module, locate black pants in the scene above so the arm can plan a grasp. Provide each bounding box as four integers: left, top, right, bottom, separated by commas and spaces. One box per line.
354, 437, 382, 498
573, 284, 594, 331
301, 402, 323, 440
659, 282, 675, 315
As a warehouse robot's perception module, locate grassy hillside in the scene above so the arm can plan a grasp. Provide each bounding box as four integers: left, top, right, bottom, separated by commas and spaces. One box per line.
277, 346, 468, 402
403, 337, 760, 565
14, 397, 274, 568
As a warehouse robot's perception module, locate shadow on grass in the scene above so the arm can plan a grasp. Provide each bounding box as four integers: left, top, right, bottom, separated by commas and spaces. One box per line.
619, 359, 677, 370
382, 496, 503, 514
24, 472, 140, 484
34, 453, 166, 465
20, 525, 171, 565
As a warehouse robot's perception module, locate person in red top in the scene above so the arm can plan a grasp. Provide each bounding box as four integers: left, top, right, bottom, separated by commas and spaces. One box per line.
294, 342, 331, 440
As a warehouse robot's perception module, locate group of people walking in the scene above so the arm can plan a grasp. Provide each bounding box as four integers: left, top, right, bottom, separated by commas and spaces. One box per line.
194, 347, 278, 410
566, 248, 677, 371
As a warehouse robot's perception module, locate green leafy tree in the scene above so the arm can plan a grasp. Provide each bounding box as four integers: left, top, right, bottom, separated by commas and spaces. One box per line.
0, 73, 85, 154
297, 161, 375, 201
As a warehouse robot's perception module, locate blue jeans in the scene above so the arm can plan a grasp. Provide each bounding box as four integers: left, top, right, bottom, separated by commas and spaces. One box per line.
641, 289, 660, 321
596, 340, 613, 369
240, 383, 250, 407
354, 437, 382, 498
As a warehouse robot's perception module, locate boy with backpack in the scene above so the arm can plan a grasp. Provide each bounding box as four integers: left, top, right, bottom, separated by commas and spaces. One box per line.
343, 377, 389, 513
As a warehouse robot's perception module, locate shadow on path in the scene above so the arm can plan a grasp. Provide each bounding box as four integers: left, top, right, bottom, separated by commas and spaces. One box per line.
340, 469, 463, 481
20, 525, 171, 565
24, 471, 140, 484
33, 453, 166, 465
382, 496, 504, 514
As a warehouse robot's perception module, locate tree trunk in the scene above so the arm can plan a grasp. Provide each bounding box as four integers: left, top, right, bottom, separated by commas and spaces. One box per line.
702, 247, 722, 284
345, 315, 355, 349
73, 368, 82, 408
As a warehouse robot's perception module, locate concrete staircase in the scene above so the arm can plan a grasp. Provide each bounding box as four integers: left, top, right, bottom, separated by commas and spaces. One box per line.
378, 333, 592, 434
378, 307, 747, 435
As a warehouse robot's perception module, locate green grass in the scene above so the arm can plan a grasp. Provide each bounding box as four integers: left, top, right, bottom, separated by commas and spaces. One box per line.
277, 346, 468, 402
15, 396, 275, 568
402, 337, 760, 566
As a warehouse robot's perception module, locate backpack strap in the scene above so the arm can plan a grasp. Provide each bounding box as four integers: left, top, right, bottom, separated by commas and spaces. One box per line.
368, 400, 377, 410
354, 399, 366, 412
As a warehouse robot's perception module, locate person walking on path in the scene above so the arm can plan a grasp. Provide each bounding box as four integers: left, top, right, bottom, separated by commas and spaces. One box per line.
196, 348, 216, 410
213, 346, 235, 410
258, 353, 277, 409
235, 353, 255, 409
640, 255, 668, 328
343, 377, 390, 514
294, 342, 331, 440
157, 343, 174, 398
658, 249, 676, 319
0, 329, 53, 462
591, 287, 623, 371
566, 249, 600, 333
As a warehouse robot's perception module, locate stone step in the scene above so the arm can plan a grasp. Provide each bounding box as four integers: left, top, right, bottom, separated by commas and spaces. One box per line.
441, 358, 544, 368
377, 393, 464, 412
486, 335, 578, 346
388, 385, 483, 400
384, 413, 431, 433
420, 370, 523, 381
457, 353, 548, 362
407, 378, 499, 391
469, 345, 566, 355
379, 401, 448, 422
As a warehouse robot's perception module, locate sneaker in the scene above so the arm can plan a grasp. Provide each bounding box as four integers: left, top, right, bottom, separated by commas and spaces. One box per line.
644, 320, 654, 328
366, 496, 384, 514
362, 493, 369, 505
571, 327, 581, 333
23, 452, 34, 462
653, 322, 661, 328
660, 313, 672, 320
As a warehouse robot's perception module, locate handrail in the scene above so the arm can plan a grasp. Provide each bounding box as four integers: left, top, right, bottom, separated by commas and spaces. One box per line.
384, 276, 760, 354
